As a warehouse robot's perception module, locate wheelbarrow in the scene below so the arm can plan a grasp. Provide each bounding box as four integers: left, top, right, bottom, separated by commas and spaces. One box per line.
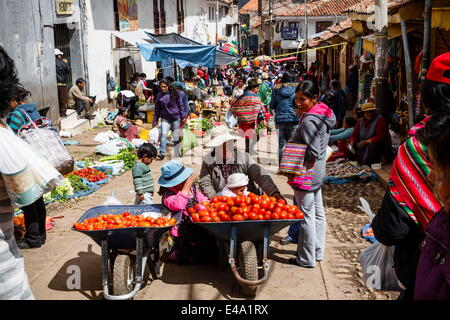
194, 219, 302, 297
72, 204, 181, 300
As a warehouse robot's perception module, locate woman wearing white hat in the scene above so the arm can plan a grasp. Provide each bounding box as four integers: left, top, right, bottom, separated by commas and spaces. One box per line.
199, 126, 284, 201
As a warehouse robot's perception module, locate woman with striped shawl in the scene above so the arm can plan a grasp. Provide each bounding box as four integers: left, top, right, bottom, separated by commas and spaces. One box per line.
372, 52, 450, 300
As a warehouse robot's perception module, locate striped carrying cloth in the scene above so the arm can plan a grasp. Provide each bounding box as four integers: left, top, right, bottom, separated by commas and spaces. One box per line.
279, 143, 315, 191
230, 92, 262, 124
388, 117, 442, 229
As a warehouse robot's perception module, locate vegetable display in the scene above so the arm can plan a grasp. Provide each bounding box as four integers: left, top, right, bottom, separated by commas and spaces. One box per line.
189, 193, 304, 223
71, 167, 108, 183
99, 148, 137, 170
49, 178, 74, 202
73, 212, 177, 231
202, 118, 214, 133
67, 174, 92, 193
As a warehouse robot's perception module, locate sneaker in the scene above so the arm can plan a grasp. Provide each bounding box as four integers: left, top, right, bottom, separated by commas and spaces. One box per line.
288, 257, 315, 268
16, 240, 41, 250
279, 236, 297, 245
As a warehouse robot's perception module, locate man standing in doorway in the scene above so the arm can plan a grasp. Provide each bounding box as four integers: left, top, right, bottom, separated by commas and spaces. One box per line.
55, 49, 71, 117
68, 78, 96, 120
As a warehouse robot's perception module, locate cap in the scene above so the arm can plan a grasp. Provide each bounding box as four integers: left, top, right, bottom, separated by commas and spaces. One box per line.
426, 52, 450, 85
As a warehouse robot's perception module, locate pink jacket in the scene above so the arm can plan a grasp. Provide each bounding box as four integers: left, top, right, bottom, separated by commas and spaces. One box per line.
163, 187, 209, 237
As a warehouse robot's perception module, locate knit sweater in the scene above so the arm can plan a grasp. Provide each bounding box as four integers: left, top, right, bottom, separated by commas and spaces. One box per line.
132, 162, 154, 195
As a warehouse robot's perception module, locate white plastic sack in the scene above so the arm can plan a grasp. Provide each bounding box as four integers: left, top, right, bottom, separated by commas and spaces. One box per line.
94, 130, 119, 144
225, 109, 238, 128
95, 160, 124, 176
359, 241, 401, 291
131, 139, 148, 148
95, 138, 130, 156
103, 190, 123, 206
358, 197, 375, 222
149, 127, 160, 144
0, 127, 63, 208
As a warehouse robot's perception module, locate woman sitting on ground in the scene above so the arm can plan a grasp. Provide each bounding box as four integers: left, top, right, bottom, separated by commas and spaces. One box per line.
114, 106, 139, 141
329, 117, 357, 157
349, 102, 391, 166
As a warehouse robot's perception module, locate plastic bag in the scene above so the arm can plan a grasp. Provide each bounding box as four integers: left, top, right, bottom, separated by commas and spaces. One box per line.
94, 130, 119, 144
359, 241, 401, 291
225, 109, 238, 128
180, 126, 198, 156
95, 138, 133, 156
103, 190, 123, 206
131, 139, 148, 148
149, 127, 160, 144
0, 127, 63, 207
95, 160, 124, 175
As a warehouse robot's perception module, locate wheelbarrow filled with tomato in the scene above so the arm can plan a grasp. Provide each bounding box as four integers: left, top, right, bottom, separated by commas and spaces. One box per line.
72, 205, 181, 300
190, 193, 304, 297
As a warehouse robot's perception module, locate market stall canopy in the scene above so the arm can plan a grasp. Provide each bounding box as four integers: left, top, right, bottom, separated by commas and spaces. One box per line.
137, 43, 216, 68
112, 30, 156, 47
146, 32, 240, 66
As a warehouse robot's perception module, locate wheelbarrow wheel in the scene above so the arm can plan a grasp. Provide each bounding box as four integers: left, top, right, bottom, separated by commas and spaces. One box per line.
237, 241, 258, 297
111, 254, 135, 296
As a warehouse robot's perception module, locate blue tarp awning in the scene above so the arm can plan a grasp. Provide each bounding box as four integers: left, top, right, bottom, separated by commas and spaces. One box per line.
137, 43, 216, 68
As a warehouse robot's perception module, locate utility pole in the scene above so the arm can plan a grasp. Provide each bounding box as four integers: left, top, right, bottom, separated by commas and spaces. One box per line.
269, 0, 273, 56
216, 0, 219, 45
304, 0, 308, 68
374, 0, 389, 117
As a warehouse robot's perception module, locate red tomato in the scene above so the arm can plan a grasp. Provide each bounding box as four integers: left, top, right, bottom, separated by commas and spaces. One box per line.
253, 204, 261, 210
227, 199, 235, 207
191, 213, 200, 222
270, 212, 280, 220
221, 214, 232, 222
220, 196, 229, 202
201, 216, 213, 223
242, 212, 249, 220
218, 203, 228, 211
230, 206, 239, 215
269, 196, 277, 203
276, 202, 285, 208
251, 207, 260, 215
245, 197, 252, 205
212, 216, 221, 222
242, 207, 250, 215
263, 214, 271, 220
287, 213, 295, 220
274, 207, 282, 215
283, 204, 291, 212
249, 213, 258, 220
239, 202, 248, 208
232, 214, 244, 221
268, 202, 276, 211
211, 196, 221, 203
280, 211, 288, 219
295, 211, 305, 219
288, 206, 297, 214
260, 200, 269, 209
277, 199, 287, 205
257, 214, 264, 220
259, 208, 267, 215
218, 210, 226, 217
198, 210, 209, 218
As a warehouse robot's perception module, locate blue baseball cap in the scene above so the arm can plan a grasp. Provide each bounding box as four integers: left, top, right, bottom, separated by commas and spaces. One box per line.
158, 160, 194, 188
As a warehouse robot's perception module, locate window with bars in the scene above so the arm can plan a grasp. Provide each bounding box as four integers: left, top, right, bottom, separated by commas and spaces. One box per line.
154, 0, 160, 34
160, 0, 166, 34
208, 6, 216, 22
177, 0, 185, 34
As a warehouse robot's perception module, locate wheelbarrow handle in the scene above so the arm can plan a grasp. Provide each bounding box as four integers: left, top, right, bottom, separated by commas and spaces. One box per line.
229, 259, 270, 286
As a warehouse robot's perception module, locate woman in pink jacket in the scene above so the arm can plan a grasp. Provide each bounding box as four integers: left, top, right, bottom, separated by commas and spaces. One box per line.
158, 160, 216, 265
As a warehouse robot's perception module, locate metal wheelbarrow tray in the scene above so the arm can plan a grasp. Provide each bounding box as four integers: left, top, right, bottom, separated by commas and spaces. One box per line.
194, 219, 302, 297
72, 204, 181, 300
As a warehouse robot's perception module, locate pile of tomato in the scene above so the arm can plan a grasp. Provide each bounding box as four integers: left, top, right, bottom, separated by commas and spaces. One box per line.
73, 212, 177, 231
189, 193, 304, 223
71, 167, 108, 183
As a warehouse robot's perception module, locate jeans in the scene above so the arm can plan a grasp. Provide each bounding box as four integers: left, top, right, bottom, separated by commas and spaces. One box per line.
294, 189, 326, 267
160, 118, 181, 156
276, 122, 298, 163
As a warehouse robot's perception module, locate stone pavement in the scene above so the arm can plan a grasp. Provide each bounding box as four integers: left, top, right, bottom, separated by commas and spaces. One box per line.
22, 128, 368, 300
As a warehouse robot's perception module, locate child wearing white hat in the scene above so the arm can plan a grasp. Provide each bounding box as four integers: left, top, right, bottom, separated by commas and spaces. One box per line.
218, 173, 250, 197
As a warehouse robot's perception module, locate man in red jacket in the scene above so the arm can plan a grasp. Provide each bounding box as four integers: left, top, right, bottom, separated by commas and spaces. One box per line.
349, 102, 392, 166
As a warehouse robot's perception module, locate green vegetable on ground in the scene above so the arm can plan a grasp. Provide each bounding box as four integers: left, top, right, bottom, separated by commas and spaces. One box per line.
99, 148, 137, 170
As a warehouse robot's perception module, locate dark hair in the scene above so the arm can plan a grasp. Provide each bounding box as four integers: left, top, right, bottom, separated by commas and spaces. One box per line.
345, 117, 357, 127
428, 114, 450, 170
421, 79, 450, 114
330, 79, 341, 89
117, 106, 127, 115
324, 65, 330, 72
281, 71, 294, 84
295, 80, 319, 99
140, 73, 146, 78
76, 78, 85, 85
0, 46, 19, 117
137, 143, 158, 159
165, 77, 175, 84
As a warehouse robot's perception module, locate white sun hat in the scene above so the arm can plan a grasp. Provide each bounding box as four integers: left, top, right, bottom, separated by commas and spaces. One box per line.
226, 173, 249, 189
205, 125, 243, 148
55, 49, 64, 56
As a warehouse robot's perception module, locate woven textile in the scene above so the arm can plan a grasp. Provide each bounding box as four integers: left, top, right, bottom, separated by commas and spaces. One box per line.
388, 117, 442, 229
279, 143, 315, 190
231, 92, 262, 123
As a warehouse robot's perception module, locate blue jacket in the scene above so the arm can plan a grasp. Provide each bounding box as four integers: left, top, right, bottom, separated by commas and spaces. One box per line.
270, 83, 299, 124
